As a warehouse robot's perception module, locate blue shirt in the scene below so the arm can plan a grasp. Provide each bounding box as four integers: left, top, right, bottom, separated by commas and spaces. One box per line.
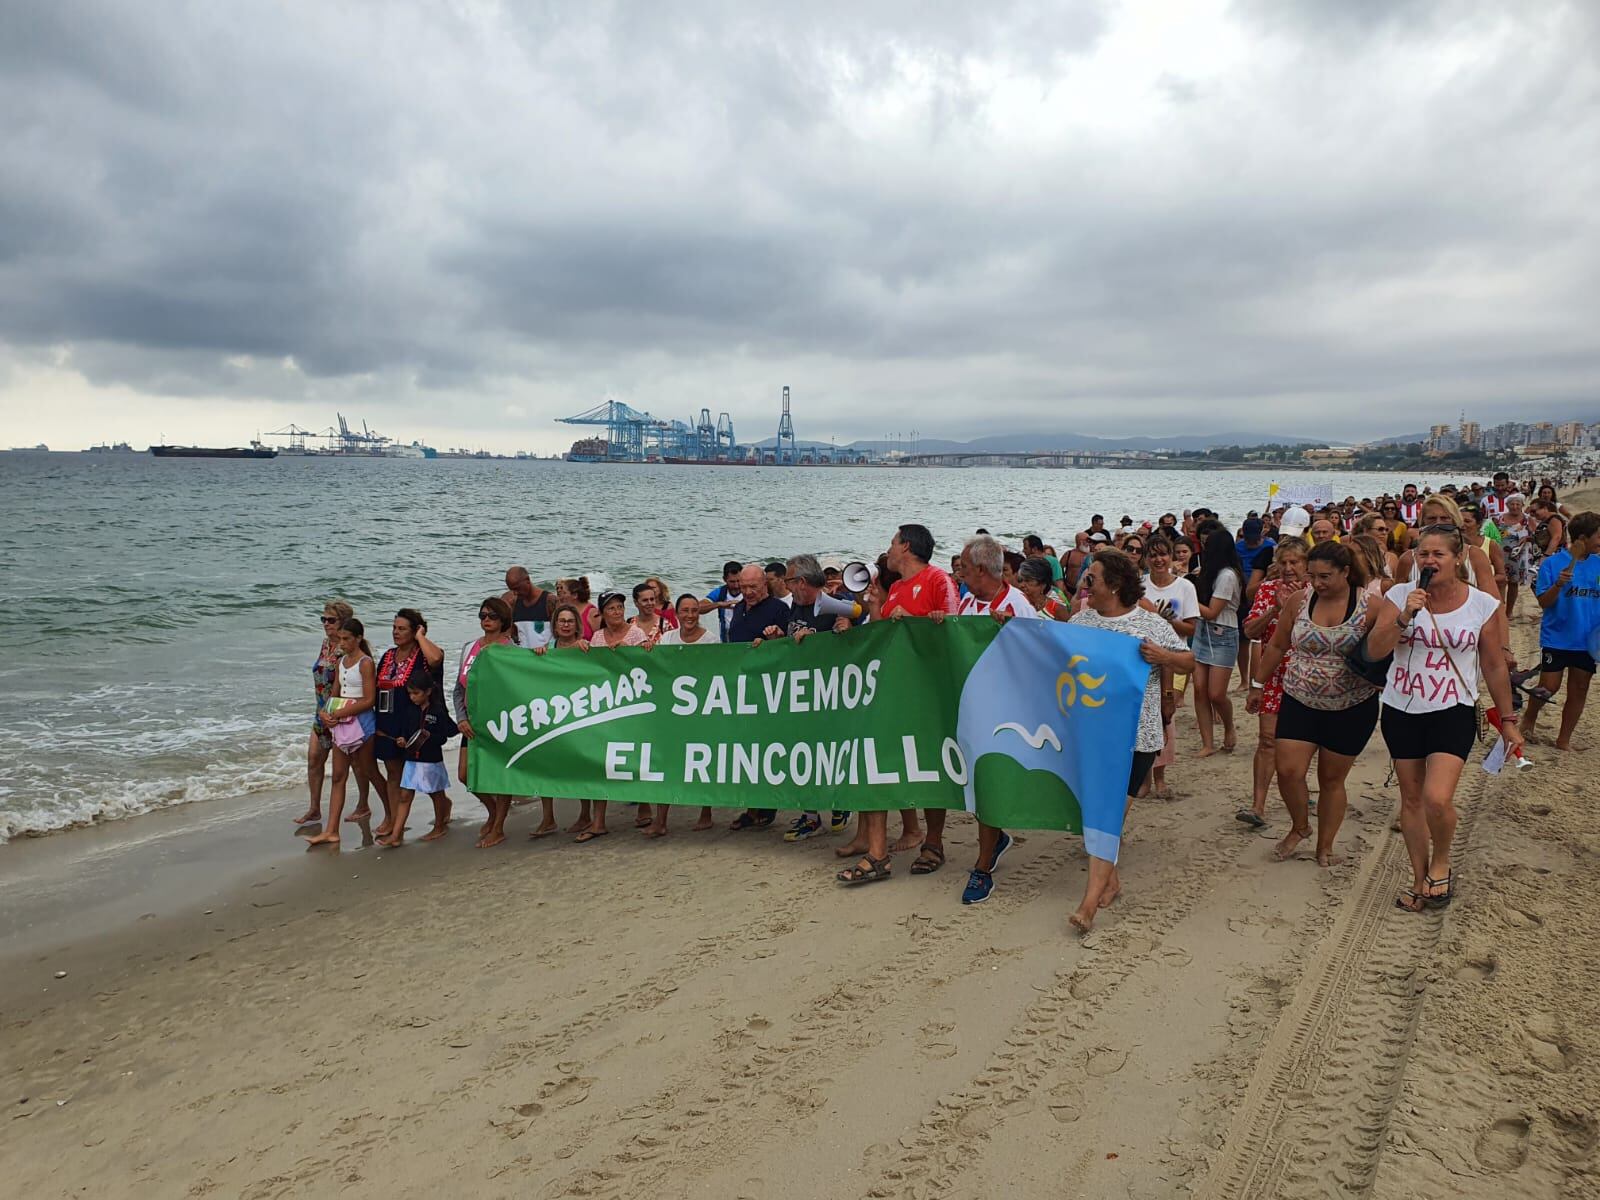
706, 584, 738, 639
1535, 549, 1600, 652
1236, 537, 1276, 577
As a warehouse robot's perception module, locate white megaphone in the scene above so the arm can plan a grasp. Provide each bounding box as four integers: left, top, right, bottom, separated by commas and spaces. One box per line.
814, 590, 865, 621
842, 560, 877, 593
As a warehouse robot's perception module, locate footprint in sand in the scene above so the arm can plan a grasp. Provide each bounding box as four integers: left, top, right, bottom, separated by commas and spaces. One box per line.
1069, 973, 1113, 1000
1527, 804, 1552, 816
1085, 1047, 1129, 1077
918, 1014, 957, 1059
1474, 1116, 1532, 1172
1545, 1108, 1598, 1163
537, 1073, 594, 1107
1046, 1082, 1082, 1124
1523, 1014, 1577, 1072
1454, 957, 1498, 983
1496, 902, 1545, 930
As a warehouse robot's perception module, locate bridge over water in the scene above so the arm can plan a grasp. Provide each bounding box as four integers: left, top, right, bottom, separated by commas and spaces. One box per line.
899, 451, 1168, 468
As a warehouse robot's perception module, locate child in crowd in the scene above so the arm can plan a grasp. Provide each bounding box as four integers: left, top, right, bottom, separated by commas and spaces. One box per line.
1524, 511, 1600, 751
378, 668, 454, 846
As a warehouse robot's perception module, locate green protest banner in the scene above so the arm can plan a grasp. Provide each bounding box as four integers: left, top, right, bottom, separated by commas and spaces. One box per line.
466, 617, 1148, 848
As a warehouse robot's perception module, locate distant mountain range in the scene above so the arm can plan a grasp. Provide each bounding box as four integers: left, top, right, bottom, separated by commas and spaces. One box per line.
841, 431, 1326, 454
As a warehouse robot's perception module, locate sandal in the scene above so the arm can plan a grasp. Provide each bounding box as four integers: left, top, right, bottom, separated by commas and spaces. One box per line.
1394, 889, 1428, 913
837, 855, 892, 885
1424, 871, 1454, 908
574, 829, 610, 844
909, 843, 946, 875
1235, 809, 1266, 828
729, 812, 775, 832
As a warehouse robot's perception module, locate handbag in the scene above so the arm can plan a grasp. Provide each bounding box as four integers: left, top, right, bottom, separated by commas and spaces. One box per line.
1345, 635, 1393, 688
1342, 590, 1392, 688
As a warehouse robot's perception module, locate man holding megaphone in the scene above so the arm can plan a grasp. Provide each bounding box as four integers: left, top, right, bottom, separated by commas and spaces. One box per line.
838, 523, 960, 885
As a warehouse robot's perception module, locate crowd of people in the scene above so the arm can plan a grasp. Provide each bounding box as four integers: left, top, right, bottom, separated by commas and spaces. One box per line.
297, 470, 1600, 933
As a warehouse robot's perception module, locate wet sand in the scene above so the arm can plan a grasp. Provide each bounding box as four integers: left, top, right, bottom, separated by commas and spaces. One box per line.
3, 582, 1596, 1198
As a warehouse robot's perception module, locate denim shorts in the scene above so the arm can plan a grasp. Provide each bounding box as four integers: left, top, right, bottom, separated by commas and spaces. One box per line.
1193, 619, 1240, 668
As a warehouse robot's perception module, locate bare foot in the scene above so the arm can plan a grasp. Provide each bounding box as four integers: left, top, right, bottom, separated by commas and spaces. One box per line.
642, 825, 668, 839
305, 831, 340, 850
420, 824, 449, 842
1522, 727, 1543, 745
1221, 739, 1237, 754
346, 807, 372, 823
528, 822, 558, 839
835, 839, 868, 859
1097, 883, 1121, 909
374, 821, 392, 838
1068, 909, 1094, 935
567, 817, 592, 834
1316, 850, 1345, 868
376, 834, 404, 848
1197, 746, 1218, 759
1554, 739, 1587, 752
692, 816, 713, 831
1272, 828, 1311, 861
892, 829, 923, 853
477, 831, 506, 849
293, 809, 322, 826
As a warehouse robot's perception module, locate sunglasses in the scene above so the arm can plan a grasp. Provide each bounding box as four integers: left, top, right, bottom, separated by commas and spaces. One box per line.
1418, 522, 1459, 535
320, 615, 339, 624
478, 610, 497, 620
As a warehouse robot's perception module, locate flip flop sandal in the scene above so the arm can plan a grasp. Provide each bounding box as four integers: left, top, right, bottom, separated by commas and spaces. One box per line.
1423, 871, 1454, 908
909, 843, 946, 875
1394, 889, 1428, 913
1235, 809, 1266, 828
574, 829, 610, 844
837, 855, 892, 885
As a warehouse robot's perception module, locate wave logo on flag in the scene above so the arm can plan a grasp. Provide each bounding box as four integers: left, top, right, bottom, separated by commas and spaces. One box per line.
955, 620, 1147, 860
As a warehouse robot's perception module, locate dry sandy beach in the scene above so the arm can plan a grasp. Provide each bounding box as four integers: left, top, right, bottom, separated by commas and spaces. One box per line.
5, 525, 1599, 1199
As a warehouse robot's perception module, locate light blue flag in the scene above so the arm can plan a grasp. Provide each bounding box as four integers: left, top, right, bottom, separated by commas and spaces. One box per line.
955, 618, 1148, 861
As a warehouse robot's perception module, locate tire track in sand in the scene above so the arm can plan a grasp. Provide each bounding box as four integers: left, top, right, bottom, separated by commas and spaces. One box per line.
1195, 762, 1492, 1199
535, 837, 1083, 1200
857, 819, 1246, 1198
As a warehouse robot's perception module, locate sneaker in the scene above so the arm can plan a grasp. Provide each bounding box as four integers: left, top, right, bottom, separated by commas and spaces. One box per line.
961, 869, 995, 905
784, 813, 824, 842
829, 811, 851, 833
991, 829, 1013, 870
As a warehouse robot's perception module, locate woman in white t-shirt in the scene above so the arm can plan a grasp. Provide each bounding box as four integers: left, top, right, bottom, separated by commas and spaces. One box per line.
1066, 549, 1193, 934
1139, 536, 1198, 799
1364, 526, 1522, 913
645, 594, 720, 835
1192, 529, 1244, 757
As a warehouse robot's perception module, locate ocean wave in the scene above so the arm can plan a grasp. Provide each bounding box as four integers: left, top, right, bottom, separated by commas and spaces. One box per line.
0, 741, 303, 843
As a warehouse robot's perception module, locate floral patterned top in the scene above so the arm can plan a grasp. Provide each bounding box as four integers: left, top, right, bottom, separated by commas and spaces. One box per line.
311, 638, 339, 733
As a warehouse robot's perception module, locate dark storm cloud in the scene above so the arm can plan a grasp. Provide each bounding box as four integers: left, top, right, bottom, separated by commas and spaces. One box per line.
0, 0, 1596, 443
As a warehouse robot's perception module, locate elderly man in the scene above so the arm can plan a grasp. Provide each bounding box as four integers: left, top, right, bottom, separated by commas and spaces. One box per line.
502, 566, 552, 649
725, 563, 792, 830
950, 534, 1039, 901
778, 553, 863, 841
838, 523, 959, 884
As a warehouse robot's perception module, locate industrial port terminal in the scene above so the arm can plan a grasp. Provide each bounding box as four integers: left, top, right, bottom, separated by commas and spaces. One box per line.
560, 387, 876, 465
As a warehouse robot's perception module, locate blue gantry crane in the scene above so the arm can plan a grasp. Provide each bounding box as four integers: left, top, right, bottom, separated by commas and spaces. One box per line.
559, 397, 741, 462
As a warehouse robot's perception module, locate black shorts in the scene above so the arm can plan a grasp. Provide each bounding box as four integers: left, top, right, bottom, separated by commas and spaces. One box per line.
1127, 751, 1157, 797
1540, 647, 1596, 675
1276, 692, 1380, 758
373, 737, 406, 762
1380, 704, 1478, 762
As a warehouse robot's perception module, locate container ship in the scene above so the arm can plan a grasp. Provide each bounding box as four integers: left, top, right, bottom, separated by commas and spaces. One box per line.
151, 441, 278, 459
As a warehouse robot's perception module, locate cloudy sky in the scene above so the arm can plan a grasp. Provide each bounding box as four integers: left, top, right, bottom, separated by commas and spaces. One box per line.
2, 0, 1596, 453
